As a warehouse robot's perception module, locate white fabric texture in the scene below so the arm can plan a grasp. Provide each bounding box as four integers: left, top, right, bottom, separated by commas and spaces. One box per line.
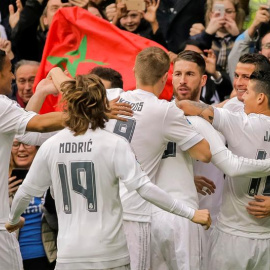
0, 95, 36, 230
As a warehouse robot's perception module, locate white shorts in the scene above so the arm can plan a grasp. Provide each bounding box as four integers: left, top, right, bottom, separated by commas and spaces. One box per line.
151, 211, 204, 270
55, 265, 130, 270
122, 220, 150, 270
208, 227, 270, 270
0, 230, 23, 270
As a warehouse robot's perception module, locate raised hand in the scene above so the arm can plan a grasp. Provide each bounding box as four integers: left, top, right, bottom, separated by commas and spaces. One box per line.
0, 38, 14, 60
203, 49, 217, 76
106, 3, 117, 22
224, 16, 239, 36
205, 11, 226, 35
9, 0, 23, 29
189, 23, 205, 36
35, 77, 60, 97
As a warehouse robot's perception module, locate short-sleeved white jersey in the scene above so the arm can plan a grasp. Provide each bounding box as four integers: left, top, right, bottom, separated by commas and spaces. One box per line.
106, 89, 204, 222
223, 96, 244, 112
21, 127, 150, 268
213, 108, 270, 238
0, 95, 36, 230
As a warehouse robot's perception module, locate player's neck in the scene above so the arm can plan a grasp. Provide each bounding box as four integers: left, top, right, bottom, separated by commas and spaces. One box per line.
137, 84, 162, 98
250, 107, 270, 117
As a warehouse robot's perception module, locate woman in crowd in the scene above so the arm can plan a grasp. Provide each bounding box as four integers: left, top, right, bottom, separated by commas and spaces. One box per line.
8, 140, 56, 270
190, 0, 245, 72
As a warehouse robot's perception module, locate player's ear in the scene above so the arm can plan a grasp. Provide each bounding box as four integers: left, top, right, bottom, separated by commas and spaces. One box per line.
257, 92, 265, 105
162, 72, 168, 84
201, 74, 207, 87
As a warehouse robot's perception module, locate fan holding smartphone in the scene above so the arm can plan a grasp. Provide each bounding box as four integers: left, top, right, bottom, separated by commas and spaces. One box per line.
8, 140, 55, 270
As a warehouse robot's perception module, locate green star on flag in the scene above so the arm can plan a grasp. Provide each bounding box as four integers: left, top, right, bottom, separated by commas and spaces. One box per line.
47, 36, 108, 77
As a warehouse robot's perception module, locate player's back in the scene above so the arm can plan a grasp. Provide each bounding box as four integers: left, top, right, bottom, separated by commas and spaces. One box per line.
214, 110, 270, 237
106, 89, 202, 222
41, 127, 131, 266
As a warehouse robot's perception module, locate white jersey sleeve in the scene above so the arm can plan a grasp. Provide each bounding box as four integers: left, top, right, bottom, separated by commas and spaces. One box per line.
187, 116, 226, 155
114, 138, 150, 192
223, 97, 244, 112
0, 95, 36, 135
163, 103, 203, 151
213, 107, 247, 148
213, 150, 270, 178
16, 131, 58, 146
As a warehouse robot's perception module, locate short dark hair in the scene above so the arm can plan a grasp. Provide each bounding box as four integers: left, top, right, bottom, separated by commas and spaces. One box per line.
0, 50, 6, 72
239, 53, 270, 71
174, 50, 206, 74
89, 66, 123, 88
178, 39, 208, 54
250, 70, 270, 108
259, 31, 270, 50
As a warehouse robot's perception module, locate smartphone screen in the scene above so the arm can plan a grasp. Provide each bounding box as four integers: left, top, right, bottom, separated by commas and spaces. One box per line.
10, 168, 29, 186
213, 3, 225, 17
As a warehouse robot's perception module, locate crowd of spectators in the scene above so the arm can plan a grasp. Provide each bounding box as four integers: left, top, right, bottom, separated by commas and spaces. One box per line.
1, 0, 270, 269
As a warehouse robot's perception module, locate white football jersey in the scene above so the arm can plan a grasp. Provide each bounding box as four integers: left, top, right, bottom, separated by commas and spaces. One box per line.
21, 127, 150, 268
213, 108, 270, 238
0, 95, 36, 230
223, 96, 244, 112
190, 116, 226, 226
106, 89, 203, 222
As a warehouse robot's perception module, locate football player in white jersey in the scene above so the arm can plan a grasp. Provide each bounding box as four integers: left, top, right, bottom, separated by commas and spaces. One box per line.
223, 53, 270, 220
5, 74, 211, 270
178, 70, 270, 269
42, 47, 212, 270
151, 50, 270, 270
105, 47, 214, 270
0, 50, 67, 270
224, 53, 270, 112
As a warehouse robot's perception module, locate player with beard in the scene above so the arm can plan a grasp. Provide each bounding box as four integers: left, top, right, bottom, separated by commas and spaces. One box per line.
177, 70, 270, 269
5, 74, 212, 270
151, 50, 270, 269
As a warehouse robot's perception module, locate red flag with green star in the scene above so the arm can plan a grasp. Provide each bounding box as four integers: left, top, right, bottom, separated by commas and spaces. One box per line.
34, 6, 173, 114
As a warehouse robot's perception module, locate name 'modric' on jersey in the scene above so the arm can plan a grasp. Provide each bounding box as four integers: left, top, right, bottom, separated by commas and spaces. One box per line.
59, 140, 92, 153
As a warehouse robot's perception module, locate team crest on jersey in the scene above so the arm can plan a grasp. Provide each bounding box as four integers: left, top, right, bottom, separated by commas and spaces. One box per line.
186, 119, 192, 125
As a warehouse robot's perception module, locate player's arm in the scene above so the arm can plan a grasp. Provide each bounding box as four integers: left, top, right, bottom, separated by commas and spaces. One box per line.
5, 186, 32, 232
212, 149, 270, 178
26, 76, 62, 113
26, 112, 65, 132
246, 196, 270, 219
136, 182, 211, 229
176, 100, 214, 124
186, 138, 211, 163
